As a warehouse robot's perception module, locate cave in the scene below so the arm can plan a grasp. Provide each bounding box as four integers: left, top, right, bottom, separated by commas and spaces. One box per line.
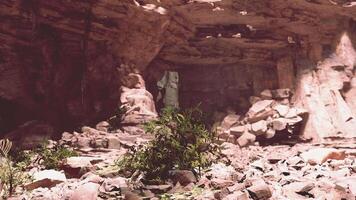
0, 1, 356, 198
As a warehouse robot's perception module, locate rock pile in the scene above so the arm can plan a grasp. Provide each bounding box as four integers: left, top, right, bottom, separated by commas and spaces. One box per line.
60, 123, 153, 150
195, 144, 356, 200
216, 88, 308, 146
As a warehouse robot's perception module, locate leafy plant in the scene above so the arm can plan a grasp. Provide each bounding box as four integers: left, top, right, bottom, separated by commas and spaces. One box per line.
108, 106, 128, 130
117, 107, 219, 181
0, 139, 30, 198
35, 142, 78, 169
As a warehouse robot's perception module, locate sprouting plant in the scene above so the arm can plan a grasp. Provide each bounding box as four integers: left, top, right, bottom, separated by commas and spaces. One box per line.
117, 106, 219, 181
0, 139, 30, 198
108, 106, 128, 130
35, 142, 78, 169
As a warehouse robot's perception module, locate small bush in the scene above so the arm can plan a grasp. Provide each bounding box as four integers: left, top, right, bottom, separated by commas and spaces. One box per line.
35, 142, 78, 169
108, 106, 127, 130
0, 139, 30, 198
117, 107, 218, 180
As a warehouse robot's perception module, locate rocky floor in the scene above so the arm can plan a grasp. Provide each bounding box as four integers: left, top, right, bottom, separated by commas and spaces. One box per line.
5, 122, 356, 200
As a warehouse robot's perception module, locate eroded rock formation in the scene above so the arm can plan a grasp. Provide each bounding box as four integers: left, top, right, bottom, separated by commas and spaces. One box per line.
1, 0, 356, 141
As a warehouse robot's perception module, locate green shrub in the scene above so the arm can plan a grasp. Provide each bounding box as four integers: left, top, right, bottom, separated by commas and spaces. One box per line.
108, 106, 127, 130
117, 107, 218, 180
0, 139, 30, 198
35, 142, 78, 169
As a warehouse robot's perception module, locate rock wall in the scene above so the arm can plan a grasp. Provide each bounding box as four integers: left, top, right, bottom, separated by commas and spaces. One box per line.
1, 0, 356, 140
0, 0, 189, 133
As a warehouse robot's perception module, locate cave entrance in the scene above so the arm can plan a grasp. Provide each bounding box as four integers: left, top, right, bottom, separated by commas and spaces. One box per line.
0, 98, 34, 136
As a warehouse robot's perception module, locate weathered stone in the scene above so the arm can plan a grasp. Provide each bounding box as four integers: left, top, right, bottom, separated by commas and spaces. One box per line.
169, 170, 197, 186
284, 182, 315, 193
271, 88, 291, 99
229, 126, 245, 137
246, 179, 272, 200
271, 118, 287, 131
69, 182, 100, 200
25, 170, 66, 190
144, 184, 172, 193
273, 104, 290, 117
221, 114, 241, 130
101, 177, 128, 192
237, 132, 256, 147
334, 177, 356, 196
106, 136, 121, 149
223, 190, 250, 200
4, 121, 54, 149
76, 137, 92, 148
300, 148, 346, 165
260, 90, 273, 99
95, 121, 110, 132
247, 100, 274, 117
265, 128, 276, 139
251, 120, 268, 135
210, 178, 234, 189
61, 157, 98, 178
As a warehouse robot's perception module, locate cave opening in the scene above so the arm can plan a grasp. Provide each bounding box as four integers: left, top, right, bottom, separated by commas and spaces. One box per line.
0, 98, 35, 136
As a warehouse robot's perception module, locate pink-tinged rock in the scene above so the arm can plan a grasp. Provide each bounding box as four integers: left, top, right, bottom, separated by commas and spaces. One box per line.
334, 177, 356, 196
300, 148, 346, 165
230, 126, 245, 137
260, 89, 273, 99
271, 118, 287, 131
169, 170, 197, 186
251, 120, 268, 135
237, 132, 256, 147
271, 88, 291, 99
247, 100, 274, 117
223, 190, 250, 200
246, 179, 272, 200
61, 156, 100, 178
265, 128, 275, 139
25, 170, 66, 190
210, 178, 234, 189
273, 104, 289, 117
221, 114, 241, 130
95, 121, 110, 132
69, 182, 100, 200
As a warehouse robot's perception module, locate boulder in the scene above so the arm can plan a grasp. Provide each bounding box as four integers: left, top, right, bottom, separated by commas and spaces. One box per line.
221, 114, 240, 130
247, 100, 274, 117
101, 177, 128, 192
61, 157, 100, 178
273, 104, 290, 117
260, 89, 273, 99
334, 177, 356, 196
223, 190, 250, 200
69, 182, 100, 200
300, 148, 346, 165
271, 88, 291, 99
265, 128, 276, 139
237, 132, 256, 147
210, 178, 234, 189
25, 170, 66, 190
246, 179, 272, 200
271, 118, 287, 131
229, 126, 245, 137
251, 120, 268, 135
169, 170, 197, 186
96, 121, 110, 132
106, 136, 121, 149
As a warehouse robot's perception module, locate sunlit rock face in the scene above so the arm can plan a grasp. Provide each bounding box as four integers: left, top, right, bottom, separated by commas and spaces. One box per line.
0, 0, 356, 138
294, 33, 356, 141
0, 0, 188, 133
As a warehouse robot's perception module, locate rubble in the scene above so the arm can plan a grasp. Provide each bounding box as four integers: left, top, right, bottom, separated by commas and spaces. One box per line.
300, 148, 346, 165
25, 170, 67, 190
216, 88, 307, 147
